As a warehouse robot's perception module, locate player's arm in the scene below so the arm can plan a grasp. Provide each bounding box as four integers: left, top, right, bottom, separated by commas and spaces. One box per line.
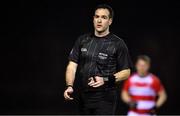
121, 89, 131, 104
121, 78, 131, 104
153, 77, 167, 108
156, 89, 167, 108
114, 69, 131, 82
121, 79, 137, 108
64, 61, 78, 100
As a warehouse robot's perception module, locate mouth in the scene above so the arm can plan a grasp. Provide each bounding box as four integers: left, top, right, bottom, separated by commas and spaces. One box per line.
96, 24, 102, 28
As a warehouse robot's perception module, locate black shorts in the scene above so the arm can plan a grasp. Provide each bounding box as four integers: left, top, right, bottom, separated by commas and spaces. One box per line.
78, 88, 117, 115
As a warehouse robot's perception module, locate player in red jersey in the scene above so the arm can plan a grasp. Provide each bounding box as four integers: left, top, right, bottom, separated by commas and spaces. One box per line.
121, 55, 167, 116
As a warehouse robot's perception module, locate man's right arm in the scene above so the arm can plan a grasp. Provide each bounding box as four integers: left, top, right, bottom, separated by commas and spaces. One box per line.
64, 35, 83, 100
65, 61, 78, 87
64, 61, 78, 100
121, 90, 131, 104
121, 90, 138, 109
121, 78, 131, 104
121, 78, 138, 108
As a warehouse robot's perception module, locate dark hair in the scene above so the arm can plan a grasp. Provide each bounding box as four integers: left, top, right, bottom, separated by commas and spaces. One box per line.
136, 55, 151, 64
94, 4, 114, 20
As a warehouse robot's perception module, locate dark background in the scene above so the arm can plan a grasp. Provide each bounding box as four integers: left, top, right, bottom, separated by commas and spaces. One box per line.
1, 0, 179, 114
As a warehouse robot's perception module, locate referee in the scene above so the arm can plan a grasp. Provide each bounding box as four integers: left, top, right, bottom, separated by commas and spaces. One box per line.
64, 4, 132, 115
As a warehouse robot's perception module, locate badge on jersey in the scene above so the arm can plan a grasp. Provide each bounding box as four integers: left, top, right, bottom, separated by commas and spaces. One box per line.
81, 48, 87, 52
98, 52, 108, 60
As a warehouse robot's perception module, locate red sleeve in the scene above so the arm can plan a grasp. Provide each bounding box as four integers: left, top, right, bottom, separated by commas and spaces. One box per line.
122, 78, 130, 91
152, 75, 164, 93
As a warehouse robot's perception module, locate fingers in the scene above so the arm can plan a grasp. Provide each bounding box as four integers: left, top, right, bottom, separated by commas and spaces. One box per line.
91, 82, 102, 87
64, 90, 73, 100
89, 81, 103, 87
88, 76, 104, 87
88, 77, 94, 86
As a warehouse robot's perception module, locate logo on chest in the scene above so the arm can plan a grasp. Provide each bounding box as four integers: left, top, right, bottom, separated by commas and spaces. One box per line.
81, 48, 87, 52
98, 52, 108, 60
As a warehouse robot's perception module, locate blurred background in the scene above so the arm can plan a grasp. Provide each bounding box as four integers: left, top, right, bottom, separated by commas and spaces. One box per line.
1, 0, 179, 114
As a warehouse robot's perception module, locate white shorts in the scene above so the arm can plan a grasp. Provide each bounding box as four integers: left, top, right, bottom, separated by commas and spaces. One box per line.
127, 111, 156, 116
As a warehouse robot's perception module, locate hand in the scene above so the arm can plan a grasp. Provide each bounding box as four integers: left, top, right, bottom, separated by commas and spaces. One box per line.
150, 106, 157, 115
128, 101, 137, 109
88, 76, 104, 88
64, 86, 74, 100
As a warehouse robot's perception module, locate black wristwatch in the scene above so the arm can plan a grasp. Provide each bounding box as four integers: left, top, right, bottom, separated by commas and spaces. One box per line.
103, 76, 109, 82
103, 75, 116, 82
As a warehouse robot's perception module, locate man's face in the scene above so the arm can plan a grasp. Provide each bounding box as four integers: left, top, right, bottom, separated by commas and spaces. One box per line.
93, 8, 112, 33
136, 60, 150, 75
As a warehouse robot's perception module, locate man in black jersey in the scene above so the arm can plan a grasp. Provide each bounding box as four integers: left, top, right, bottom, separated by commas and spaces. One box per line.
64, 4, 132, 114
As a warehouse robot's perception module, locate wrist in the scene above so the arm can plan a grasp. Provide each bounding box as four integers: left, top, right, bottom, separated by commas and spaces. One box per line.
103, 75, 116, 87
128, 100, 137, 108
126, 98, 132, 104
155, 103, 160, 109
103, 76, 109, 82
66, 85, 73, 89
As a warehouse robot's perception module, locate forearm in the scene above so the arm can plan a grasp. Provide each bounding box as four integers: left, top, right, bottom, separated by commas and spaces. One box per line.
66, 69, 75, 86
121, 90, 131, 104
114, 69, 131, 82
156, 90, 167, 108
65, 62, 77, 86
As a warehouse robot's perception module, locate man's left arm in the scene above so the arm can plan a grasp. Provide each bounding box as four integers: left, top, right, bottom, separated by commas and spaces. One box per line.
156, 89, 167, 108
89, 69, 130, 87
115, 39, 132, 82
114, 69, 131, 82
89, 39, 132, 87
153, 77, 167, 108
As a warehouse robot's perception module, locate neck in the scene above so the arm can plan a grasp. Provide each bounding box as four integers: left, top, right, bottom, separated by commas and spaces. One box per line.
94, 28, 110, 37
137, 72, 149, 77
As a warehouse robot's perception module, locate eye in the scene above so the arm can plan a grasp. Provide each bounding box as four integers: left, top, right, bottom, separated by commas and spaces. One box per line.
102, 16, 108, 19
94, 15, 99, 18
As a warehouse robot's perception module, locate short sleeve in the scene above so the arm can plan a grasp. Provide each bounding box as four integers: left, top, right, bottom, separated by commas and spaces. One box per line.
68, 37, 81, 64
116, 40, 133, 71
122, 78, 130, 91
152, 76, 164, 93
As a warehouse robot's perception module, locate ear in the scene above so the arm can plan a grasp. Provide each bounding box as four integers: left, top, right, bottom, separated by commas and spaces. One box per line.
93, 15, 96, 21
109, 18, 113, 25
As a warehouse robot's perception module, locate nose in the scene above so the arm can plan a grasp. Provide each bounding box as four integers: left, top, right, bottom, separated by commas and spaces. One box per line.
97, 18, 102, 23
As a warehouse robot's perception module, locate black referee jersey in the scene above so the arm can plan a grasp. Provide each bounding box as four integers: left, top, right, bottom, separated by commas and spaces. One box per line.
69, 33, 132, 91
